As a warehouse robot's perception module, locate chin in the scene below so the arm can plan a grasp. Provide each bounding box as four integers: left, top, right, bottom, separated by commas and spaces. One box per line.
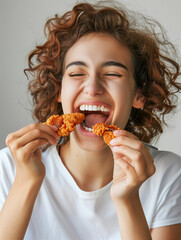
72, 130, 108, 152
80, 141, 108, 152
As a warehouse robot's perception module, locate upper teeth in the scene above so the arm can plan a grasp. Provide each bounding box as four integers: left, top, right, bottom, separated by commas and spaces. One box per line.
79, 104, 110, 112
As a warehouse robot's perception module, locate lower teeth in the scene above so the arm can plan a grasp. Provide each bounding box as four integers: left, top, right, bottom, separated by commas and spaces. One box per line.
82, 124, 93, 132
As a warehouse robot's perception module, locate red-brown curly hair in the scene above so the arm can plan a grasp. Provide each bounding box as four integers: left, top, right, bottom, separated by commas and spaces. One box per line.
25, 2, 181, 144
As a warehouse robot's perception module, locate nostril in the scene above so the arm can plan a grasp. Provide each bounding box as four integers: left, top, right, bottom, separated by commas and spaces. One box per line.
83, 82, 104, 96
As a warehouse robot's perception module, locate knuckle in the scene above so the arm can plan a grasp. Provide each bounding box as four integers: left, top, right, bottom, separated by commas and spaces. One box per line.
138, 172, 148, 182
33, 128, 41, 136
5, 133, 15, 145
143, 165, 156, 180
136, 142, 144, 151
135, 151, 142, 161
149, 164, 156, 176
141, 173, 148, 181
30, 122, 39, 129
11, 142, 20, 152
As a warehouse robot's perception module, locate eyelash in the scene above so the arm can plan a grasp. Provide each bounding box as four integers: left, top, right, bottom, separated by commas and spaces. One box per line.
68, 73, 122, 78
69, 73, 85, 77
104, 73, 122, 77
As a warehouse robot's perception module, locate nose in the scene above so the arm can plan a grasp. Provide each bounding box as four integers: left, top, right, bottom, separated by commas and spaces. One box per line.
83, 74, 104, 96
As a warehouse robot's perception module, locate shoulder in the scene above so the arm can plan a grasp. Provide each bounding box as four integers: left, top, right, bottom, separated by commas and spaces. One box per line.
0, 147, 16, 210
143, 143, 181, 190
145, 143, 181, 171
0, 147, 15, 174
142, 145, 181, 229
0, 146, 12, 157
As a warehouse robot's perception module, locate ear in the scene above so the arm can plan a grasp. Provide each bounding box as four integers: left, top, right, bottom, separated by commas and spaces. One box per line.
57, 85, 62, 103
57, 94, 61, 103
132, 89, 145, 109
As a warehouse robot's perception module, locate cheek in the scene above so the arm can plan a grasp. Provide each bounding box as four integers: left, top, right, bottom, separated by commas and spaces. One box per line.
111, 84, 136, 127
111, 82, 135, 104
60, 78, 80, 113
60, 80, 71, 112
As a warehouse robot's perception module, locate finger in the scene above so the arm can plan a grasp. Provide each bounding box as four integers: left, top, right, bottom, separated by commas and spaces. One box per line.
113, 129, 138, 140
6, 123, 59, 143
113, 157, 137, 185
111, 145, 146, 177
110, 136, 154, 170
38, 124, 59, 140
6, 123, 40, 140
110, 135, 139, 147
22, 138, 49, 156
15, 128, 58, 147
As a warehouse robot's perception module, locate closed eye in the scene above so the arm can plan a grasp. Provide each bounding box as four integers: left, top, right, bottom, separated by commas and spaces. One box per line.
69, 73, 85, 77
104, 73, 122, 77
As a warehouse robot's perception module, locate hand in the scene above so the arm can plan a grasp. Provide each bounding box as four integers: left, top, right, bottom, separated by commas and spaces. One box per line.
6, 123, 59, 183
109, 130, 155, 202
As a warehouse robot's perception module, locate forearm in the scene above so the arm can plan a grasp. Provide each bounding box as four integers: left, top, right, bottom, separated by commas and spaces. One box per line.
113, 193, 151, 240
0, 176, 42, 240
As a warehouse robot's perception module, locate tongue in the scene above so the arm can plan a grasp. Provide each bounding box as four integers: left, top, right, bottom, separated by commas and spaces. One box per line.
85, 114, 108, 128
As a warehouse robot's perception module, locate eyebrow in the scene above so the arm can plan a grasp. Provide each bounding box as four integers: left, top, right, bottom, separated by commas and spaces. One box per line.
65, 60, 128, 71
101, 61, 128, 71
65, 61, 87, 70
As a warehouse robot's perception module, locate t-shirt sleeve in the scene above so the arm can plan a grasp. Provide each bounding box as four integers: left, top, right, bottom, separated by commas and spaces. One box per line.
151, 151, 181, 228
0, 148, 16, 211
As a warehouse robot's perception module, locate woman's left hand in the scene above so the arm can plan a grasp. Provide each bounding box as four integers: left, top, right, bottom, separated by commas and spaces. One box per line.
109, 130, 156, 202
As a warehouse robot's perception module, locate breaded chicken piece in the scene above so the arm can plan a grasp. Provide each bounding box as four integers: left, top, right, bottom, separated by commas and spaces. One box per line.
92, 122, 110, 136
93, 122, 121, 145
44, 113, 85, 136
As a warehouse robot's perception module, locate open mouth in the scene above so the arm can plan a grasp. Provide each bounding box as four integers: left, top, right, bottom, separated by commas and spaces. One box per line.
75, 104, 111, 132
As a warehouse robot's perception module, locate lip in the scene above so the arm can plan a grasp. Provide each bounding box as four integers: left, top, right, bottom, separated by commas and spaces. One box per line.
77, 124, 98, 137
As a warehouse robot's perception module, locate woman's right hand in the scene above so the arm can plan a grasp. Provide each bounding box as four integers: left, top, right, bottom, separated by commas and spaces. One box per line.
5, 123, 59, 183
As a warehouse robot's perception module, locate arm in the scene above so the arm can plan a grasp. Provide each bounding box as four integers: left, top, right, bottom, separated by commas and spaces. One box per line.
0, 123, 59, 240
113, 193, 152, 240
151, 224, 181, 240
114, 197, 181, 240
0, 175, 43, 240
110, 130, 155, 240
110, 130, 181, 240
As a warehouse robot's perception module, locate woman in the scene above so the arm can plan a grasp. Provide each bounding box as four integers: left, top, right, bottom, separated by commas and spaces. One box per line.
0, 2, 181, 239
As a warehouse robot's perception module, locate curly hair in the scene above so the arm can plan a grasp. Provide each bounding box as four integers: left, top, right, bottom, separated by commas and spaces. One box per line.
25, 2, 181, 144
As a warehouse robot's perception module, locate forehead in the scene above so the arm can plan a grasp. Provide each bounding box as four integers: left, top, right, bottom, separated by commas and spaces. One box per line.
64, 33, 133, 71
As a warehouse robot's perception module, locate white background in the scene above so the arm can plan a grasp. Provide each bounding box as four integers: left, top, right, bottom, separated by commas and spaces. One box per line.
0, 0, 180, 155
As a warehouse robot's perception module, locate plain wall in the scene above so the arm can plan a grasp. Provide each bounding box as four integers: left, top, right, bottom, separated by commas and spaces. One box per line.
0, 0, 181, 155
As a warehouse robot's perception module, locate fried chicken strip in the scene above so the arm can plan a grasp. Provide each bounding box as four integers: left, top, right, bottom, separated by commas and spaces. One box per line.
93, 122, 121, 145
44, 113, 85, 136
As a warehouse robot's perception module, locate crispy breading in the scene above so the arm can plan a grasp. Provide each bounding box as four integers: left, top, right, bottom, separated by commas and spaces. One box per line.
44, 113, 85, 136
45, 115, 63, 128
103, 131, 115, 145
93, 122, 121, 145
92, 122, 110, 136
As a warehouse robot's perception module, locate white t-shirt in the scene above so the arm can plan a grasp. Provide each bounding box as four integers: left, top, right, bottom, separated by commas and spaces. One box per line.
0, 144, 181, 240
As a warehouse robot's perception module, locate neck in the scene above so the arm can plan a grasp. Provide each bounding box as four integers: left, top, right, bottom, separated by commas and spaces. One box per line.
59, 139, 114, 192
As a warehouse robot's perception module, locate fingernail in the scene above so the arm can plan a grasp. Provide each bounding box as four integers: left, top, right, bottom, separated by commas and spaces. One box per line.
110, 139, 116, 145
51, 125, 59, 131
113, 130, 121, 136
